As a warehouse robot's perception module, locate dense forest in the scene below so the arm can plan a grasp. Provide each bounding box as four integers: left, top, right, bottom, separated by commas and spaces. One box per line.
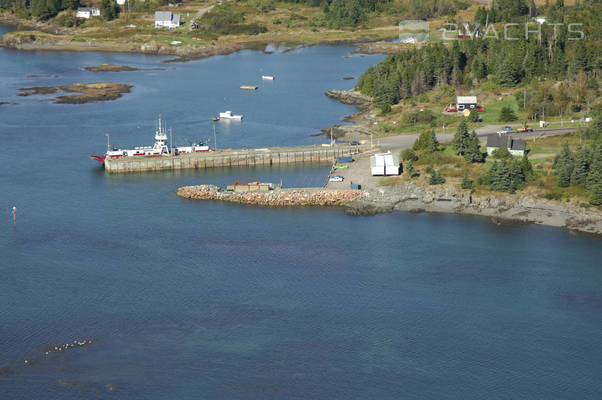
356, 1, 601, 116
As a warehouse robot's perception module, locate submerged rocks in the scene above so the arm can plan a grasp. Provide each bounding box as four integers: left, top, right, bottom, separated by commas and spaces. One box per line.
176, 185, 367, 207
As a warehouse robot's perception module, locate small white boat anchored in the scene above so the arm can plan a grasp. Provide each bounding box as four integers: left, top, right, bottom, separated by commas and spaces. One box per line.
219, 111, 243, 120
261, 75, 275, 80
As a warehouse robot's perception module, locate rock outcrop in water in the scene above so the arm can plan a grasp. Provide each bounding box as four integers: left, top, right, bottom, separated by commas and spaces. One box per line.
325, 89, 372, 108
84, 64, 138, 72
17, 82, 132, 104
177, 185, 367, 207
343, 183, 602, 234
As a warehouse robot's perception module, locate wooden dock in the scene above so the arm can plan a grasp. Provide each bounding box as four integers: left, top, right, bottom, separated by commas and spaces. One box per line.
104, 143, 371, 174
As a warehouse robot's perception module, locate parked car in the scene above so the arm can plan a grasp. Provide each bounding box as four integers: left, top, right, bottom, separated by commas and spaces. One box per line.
335, 164, 349, 169
496, 126, 513, 134
517, 126, 533, 133
329, 175, 344, 182
350, 141, 360, 145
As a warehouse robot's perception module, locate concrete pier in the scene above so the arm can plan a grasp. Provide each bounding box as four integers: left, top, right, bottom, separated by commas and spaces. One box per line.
104, 144, 371, 174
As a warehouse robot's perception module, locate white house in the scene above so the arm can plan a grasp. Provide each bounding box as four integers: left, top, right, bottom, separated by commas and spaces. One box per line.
370, 152, 400, 176
486, 133, 527, 156
456, 96, 477, 111
155, 11, 181, 29
76, 7, 100, 19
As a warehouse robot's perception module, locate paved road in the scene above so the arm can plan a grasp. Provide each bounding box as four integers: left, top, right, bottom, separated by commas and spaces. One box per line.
378, 127, 577, 153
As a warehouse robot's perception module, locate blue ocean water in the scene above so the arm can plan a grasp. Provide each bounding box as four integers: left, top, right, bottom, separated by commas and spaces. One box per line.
1, 24, 601, 399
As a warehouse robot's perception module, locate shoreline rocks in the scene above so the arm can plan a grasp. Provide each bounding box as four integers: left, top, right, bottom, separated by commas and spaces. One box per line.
325, 89, 372, 108
344, 183, 602, 235
176, 185, 367, 207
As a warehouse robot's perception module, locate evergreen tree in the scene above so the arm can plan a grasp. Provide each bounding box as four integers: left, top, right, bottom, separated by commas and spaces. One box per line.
497, 59, 521, 87
586, 142, 602, 206
508, 158, 525, 193
468, 108, 479, 122
491, 160, 512, 192
491, 147, 512, 159
553, 141, 574, 187
519, 154, 535, 182
61, 0, 79, 10
100, 0, 118, 20
461, 172, 473, 189
429, 169, 446, 185
570, 145, 590, 186
405, 159, 416, 178
557, 163, 572, 187
413, 129, 439, 152
453, 119, 470, 154
498, 106, 518, 122
463, 130, 484, 162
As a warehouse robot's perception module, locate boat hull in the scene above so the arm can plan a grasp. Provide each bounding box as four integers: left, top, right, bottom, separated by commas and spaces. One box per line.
90, 155, 106, 163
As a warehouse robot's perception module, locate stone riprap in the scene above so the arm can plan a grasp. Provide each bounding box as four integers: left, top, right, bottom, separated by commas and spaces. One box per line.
176, 185, 367, 207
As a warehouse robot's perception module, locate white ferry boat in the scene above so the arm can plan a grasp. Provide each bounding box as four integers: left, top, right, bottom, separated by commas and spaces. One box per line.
219, 111, 243, 120
90, 117, 209, 163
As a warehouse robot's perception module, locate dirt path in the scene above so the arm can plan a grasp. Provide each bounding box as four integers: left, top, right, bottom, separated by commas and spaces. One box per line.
189, 4, 214, 30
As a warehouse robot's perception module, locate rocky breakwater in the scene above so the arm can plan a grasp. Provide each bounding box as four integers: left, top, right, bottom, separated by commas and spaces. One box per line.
176, 185, 367, 207
344, 182, 602, 235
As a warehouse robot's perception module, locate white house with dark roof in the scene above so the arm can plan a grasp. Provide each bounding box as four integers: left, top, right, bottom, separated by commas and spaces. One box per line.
76, 7, 100, 19
456, 96, 477, 111
155, 11, 181, 29
486, 133, 526, 156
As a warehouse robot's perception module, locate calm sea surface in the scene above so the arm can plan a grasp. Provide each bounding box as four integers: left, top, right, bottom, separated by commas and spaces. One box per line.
1, 24, 601, 399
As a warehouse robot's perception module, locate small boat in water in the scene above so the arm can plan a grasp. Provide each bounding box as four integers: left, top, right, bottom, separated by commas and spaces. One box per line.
212, 116, 220, 121
262, 75, 275, 80
219, 111, 243, 120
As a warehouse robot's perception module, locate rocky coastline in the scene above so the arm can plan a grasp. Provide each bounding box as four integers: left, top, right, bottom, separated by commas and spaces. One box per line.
176, 185, 367, 207
344, 183, 602, 235
323, 90, 602, 235
0, 30, 239, 60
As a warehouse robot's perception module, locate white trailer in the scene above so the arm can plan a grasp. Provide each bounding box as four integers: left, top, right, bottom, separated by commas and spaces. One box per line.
370, 152, 400, 176
370, 154, 385, 175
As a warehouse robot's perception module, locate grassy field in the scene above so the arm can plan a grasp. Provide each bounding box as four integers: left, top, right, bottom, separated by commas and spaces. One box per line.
393, 132, 598, 204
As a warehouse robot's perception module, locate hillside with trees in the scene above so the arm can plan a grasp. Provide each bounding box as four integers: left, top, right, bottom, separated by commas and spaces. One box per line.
356, 1, 600, 118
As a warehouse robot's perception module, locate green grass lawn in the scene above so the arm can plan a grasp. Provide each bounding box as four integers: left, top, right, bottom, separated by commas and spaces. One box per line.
478, 96, 528, 125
